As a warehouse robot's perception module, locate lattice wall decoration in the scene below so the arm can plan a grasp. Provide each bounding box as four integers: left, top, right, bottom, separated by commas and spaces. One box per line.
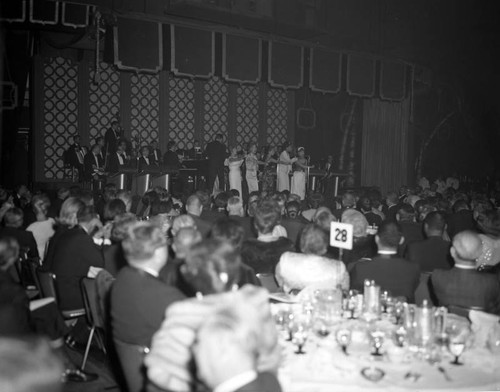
89, 62, 120, 141
266, 88, 288, 147
169, 76, 195, 149
131, 73, 160, 145
236, 85, 259, 148
43, 57, 78, 179
203, 76, 228, 145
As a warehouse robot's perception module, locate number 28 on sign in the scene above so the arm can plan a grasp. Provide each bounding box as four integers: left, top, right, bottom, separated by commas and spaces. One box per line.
330, 222, 354, 250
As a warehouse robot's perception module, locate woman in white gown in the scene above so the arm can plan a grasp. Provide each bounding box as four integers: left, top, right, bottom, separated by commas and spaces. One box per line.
245, 143, 261, 194
277, 142, 296, 192
290, 147, 313, 200
224, 146, 244, 196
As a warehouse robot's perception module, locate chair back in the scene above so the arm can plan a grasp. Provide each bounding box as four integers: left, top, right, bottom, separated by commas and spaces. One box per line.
448, 304, 484, 320
36, 269, 58, 303
256, 273, 279, 293
414, 272, 435, 306
114, 339, 148, 392
81, 277, 105, 329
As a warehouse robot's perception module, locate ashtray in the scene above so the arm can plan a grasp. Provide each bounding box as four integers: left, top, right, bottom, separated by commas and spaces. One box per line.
361, 366, 385, 382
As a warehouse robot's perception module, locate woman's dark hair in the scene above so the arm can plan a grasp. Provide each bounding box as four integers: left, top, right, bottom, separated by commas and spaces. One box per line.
103, 199, 127, 222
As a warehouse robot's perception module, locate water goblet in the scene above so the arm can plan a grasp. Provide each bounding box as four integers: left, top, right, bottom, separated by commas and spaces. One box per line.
394, 297, 406, 325
336, 328, 352, 355
369, 328, 385, 357
290, 320, 309, 354
447, 331, 468, 365
393, 326, 407, 347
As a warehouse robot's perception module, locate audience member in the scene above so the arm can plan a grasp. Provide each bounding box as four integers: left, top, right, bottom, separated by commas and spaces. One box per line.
349, 221, 420, 302
447, 200, 477, 239
103, 213, 137, 276
185, 194, 211, 238
341, 209, 375, 265
240, 199, 294, 274
0, 208, 39, 259
396, 203, 424, 254
406, 211, 453, 272
430, 231, 500, 313
227, 197, 254, 239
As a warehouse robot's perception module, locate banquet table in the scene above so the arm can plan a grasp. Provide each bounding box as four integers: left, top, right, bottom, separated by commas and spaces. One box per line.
273, 306, 500, 392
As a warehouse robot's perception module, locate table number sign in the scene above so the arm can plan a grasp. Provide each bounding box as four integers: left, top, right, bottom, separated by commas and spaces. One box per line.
330, 221, 354, 250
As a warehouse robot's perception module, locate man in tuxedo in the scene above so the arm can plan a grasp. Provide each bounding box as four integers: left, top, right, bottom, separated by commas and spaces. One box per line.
163, 141, 182, 171
349, 221, 420, 302
321, 155, 335, 196
67, 135, 87, 180
194, 305, 282, 392
138, 146, 159, 173
104, 120, 120, 157
149, 140, 162, 166
111, 221, 185, 348
95, 137, 106, 167
205, 134, 227, 193
51, 206, 104, 310
0, 207, 39, 259
406, 211, 453, 272
83, 144, 105, 182
107, 140, 130, 173
383, 191, 399, 221
430, 231, 500, 313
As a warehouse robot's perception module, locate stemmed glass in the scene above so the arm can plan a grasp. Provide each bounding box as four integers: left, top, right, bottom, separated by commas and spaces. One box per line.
447, 326, 469, 365
290, 319, 309, 354
368, 327, 385, 357
274, 307, 293, 341
393, 326, 407, 347
393, 297, 406, 325
336, 328, 352, 355
344, 290, 359, 319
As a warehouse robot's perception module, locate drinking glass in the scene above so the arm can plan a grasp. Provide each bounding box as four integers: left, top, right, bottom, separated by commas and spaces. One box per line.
290, 319, 309, 354
394, 297, 406, 325
336, 328, 352, 355
368, 327, 385, 357
344, 289, 359, 319
446, 325, 470, 365
393, 326, 407, 347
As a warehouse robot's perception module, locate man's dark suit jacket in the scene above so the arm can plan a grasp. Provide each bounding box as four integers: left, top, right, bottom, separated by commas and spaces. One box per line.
398, 221, 424, 255
200, 209, 226, 225
229, 216, 256, 240
111, 266, 185, 347
51, 226, 104, 310
406, 236, 453, 272
349, 254, 421, 302
280, 218, 305, 247
241, 237, 295, 274
163, 150, 181, 170
138, 157, 159, 173
0, 227, 39, 259
446, 210, 477, 239
383, 204, 399, 222
43, 225, 69, 271
0, 270, 31, 336
83, 152, 101, 180
234, 372, 282, 392
205, 140, 226, 168
150, 149, 162, 166
103, 242, 127, 277
107, 152, 128, 173
105, 127, 119, 155
431, 267, 500, 313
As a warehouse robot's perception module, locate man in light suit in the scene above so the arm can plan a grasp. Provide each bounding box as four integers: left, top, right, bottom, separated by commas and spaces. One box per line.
194, 304, 282, 392
430, 231, 500, 313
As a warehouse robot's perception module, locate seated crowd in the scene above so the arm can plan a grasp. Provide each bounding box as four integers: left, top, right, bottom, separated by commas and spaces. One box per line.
0, 179, 499, 391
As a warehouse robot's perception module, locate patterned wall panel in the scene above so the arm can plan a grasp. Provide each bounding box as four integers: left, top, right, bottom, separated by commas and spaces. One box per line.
236, 85, 259, 148
131, 73, 160, 146
169, 76, 195, 149
89, 62, 120, 141
266, 88, 288, 147
203, 76, 228, 145
43, 57, 78, 179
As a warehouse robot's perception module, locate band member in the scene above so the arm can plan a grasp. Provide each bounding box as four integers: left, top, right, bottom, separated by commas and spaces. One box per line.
321, 155, 335, 195
67, 135, 87, 181
105, 120, 120, 156
95, 137, 106, 167
163, 141, 182, 171
107, 140, 130, 173
290, 147, 314, 200
138, 146, 157, 173
84, 144, 106, 181
150, 140, 162, 166
225, 146, 244, 196
261, 146, 278, 194
277, 142, 296, 192
205, 134, 227, 193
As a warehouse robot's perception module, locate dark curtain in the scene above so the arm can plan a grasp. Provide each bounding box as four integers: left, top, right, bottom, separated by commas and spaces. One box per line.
361, 99, 410, 194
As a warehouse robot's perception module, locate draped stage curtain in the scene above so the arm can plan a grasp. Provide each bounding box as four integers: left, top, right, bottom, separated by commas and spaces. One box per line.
361, 99, 410, 194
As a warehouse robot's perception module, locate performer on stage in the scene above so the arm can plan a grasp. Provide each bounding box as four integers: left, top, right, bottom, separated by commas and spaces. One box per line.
245, 143, 262, 194
291, 147, 314, 200
138, 146, 158, 173
67, 135, 87, 181
321, 154, 335, 195
149, 140, 162, 166
105, 120, 120, 157
205, 134, 227, 193
107, 140, 130, 173
261, 146, 278, 193
277, 142, 297, 192
224, 146, 244, 196
163, 141, 182, 171
84, 143, 106, 182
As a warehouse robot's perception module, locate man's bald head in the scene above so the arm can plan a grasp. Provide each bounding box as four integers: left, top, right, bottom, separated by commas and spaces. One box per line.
451, 231, 482, 265
186, 195, 203, 216
173, 227, 202, 260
